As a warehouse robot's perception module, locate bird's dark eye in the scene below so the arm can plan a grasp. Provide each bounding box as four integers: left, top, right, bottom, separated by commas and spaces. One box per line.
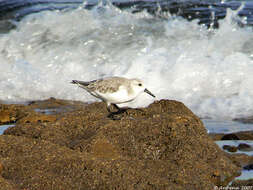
138, 83, 142, 86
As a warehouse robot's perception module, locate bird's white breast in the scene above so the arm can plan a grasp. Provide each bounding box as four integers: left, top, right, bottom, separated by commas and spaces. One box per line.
94, 85, 137, 104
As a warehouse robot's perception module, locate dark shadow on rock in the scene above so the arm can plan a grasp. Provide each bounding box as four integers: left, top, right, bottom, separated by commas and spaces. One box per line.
221, 134, 240, 140
238, 143, 253, 152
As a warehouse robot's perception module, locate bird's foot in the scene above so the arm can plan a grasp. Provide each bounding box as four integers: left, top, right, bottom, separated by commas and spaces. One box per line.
107, 108, 128, 120
108, 113, 122, 120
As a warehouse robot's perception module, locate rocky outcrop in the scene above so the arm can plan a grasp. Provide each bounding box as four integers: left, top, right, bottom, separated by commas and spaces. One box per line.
0, 99, 240, 189
210, 131, 253, 141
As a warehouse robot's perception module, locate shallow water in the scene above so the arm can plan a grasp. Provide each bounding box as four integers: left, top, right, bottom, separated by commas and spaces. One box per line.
235, 170, 253, 180
203, 119, 253, 134
216, 140, 253, 181
0, 124, 15, 135
216, 140, 253, 155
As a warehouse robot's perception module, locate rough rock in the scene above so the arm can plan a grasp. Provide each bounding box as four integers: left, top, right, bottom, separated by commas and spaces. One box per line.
0, 99, 240, 189
229, 154, 253, 169
0, 162, 2, 175
0, 110, 12, 124
238, 143, 253, 151
17, 113, 57, 124
0, 161, 16, 190
231, 179, 253, 186
243, 164, 253, 170
223, 145, 237, 153
0, 104, 24, 124
209, 131, 253, 141
0, 176, 17, 190
222, 143, 253, 153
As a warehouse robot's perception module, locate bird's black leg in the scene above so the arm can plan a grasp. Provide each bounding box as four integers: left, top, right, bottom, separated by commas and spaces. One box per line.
112, 104, 120, 112
107, 104, 115, 119
113, 104, 129, 114
107, 104, 127, 120
106, 105, 112, 113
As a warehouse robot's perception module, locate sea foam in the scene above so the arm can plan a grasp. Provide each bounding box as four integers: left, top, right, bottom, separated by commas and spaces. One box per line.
0, 4, 253, 120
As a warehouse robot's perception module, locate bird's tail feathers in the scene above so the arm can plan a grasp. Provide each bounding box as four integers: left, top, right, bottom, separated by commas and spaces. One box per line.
71, 80, 90, 86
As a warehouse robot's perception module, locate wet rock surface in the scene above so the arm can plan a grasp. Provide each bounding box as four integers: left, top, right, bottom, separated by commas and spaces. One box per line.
232, 179, 253, 187
238, 143, 253, 152
222, 143, 253, 153
243, 164, 253, 171
209, 130, 253, 186
229, 154, 253, 169
0, 105, 24, 124
223, 145, 238, 153
0, 99, 240, 189
209, 131, 253, 141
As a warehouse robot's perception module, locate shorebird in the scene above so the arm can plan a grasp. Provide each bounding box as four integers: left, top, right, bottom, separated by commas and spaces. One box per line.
71, 76, 155, 114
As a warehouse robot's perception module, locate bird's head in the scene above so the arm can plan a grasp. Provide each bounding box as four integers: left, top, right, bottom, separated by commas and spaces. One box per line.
130, 79, 155, 98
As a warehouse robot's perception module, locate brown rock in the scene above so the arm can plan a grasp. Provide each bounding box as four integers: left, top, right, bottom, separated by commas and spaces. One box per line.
17, 113, 57, 124
0, 108, 19, 124
231, 178, 253, 186
208, 133, 224, 141
91, 137, 121, 160
209, 131, 253, 141
0, 162, 3, 175
0, 99, 241, 190
0, 161, 16, 190
0, 111, 11, 124
223, 145, 238, 152
229, 153, 253, 168
232, 131, 253, 140
221, 134, 240, 140
0, 176, 17, 190
0, 104, 27, 124
238, 143, 253, 151
0, 98, 80, 125
243, 164, 253, 170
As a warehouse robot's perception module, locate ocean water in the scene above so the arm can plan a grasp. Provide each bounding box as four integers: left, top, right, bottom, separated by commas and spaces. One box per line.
203, 119, 253, 134
216, 140, 253, 155
0, 124, 15, 135
0, 3, 253, 121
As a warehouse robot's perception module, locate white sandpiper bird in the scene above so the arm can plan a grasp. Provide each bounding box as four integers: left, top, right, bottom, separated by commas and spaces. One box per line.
71, 76, 155, 113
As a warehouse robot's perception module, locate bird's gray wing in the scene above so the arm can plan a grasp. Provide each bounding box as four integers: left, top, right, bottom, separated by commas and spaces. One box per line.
71, 77, 124, 93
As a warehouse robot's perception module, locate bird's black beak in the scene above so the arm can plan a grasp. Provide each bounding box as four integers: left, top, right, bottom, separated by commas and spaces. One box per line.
144, 88, 155, 98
